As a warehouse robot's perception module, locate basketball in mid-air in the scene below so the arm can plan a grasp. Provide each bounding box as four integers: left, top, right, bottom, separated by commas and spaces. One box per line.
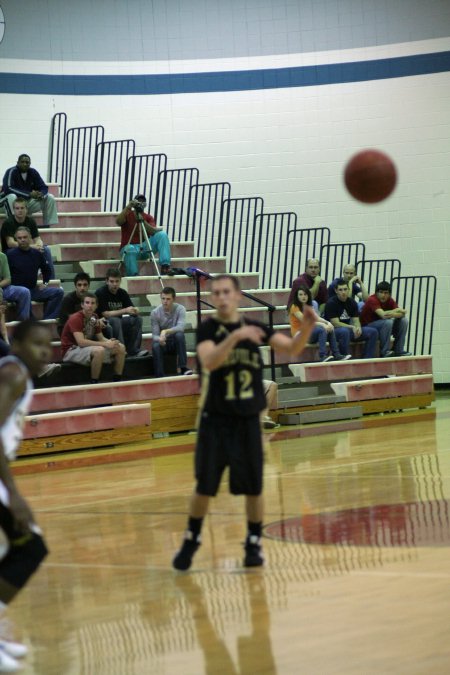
344, 149, 397, 203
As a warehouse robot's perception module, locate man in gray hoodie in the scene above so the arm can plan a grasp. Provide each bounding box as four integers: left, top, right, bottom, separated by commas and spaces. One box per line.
150, 287, 192, 377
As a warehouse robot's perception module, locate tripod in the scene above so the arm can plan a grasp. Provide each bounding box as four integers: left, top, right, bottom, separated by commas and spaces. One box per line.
120, 209, 164, 289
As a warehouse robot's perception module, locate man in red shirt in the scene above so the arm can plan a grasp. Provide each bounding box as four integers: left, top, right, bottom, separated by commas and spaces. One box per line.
360, 281, 411, 357
287, 258, 328, 314
116, 194, 172, 276
60, 293, 126, 383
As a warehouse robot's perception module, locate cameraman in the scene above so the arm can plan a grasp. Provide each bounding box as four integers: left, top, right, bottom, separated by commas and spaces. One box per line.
116, 194, 172, 276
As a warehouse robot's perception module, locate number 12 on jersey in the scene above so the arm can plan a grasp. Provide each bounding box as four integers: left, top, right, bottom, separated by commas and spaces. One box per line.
224, 370, 254, 400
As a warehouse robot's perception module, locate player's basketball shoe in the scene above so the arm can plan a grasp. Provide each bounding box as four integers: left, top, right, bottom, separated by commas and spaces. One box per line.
244, 535, 264, 567
0, 646, 20, 672
172, 532, 201, 571
0, 640, 27, 659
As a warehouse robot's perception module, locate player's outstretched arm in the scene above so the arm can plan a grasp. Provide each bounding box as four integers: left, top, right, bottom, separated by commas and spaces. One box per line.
269, 305, 316, 356
198, 325, 265, 371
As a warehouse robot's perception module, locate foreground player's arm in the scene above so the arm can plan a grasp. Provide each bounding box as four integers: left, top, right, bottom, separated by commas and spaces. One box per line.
269, 305, 316, 356
0, 364, 35, 531
198, 324, 265, 372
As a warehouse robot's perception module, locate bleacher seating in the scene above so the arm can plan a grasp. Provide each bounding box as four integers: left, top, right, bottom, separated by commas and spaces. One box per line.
3, 172, 435, 460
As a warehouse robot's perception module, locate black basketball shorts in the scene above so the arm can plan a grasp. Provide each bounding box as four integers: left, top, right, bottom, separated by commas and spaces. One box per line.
194, 411, 264, 496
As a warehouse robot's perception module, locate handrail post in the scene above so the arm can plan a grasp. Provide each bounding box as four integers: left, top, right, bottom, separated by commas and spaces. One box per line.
195, 271, 202, 329
268, 307, 276, 382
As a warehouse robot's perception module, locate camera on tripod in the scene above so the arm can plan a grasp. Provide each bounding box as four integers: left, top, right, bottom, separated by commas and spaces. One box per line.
131, 194, 147, 214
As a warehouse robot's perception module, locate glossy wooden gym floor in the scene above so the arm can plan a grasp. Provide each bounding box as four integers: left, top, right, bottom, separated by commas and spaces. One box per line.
9, 394, 450, 674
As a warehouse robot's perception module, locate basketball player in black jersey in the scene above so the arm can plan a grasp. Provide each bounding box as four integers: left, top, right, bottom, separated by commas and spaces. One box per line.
0, 321, 51, 671
173, 274, 315, 571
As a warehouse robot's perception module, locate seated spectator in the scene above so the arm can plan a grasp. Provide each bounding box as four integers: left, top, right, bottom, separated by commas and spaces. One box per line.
95, 268, 148, 357
324, 279, 378, 359
2, 154, 59, 226
328, 263, 369, 310
6, 227, 63, 320
1, 196, 55, 277
288, 284, 349, 362
116, 194, 172, 276
60, 293, 126, 384
287, 258, 328, 314
360, 281, 411, 357
0, 249, 31, 320
150, 287, 192, 377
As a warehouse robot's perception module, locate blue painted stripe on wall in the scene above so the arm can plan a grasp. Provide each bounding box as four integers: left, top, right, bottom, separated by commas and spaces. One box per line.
1, 51, 450, 96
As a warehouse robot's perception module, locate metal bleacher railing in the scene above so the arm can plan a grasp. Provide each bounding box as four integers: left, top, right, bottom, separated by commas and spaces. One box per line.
283, 226, 331, 288
123, 153, 168, 213
391, 275, 437, 356
188, 182, 232, 258
154, 168, 199, 243
320, 242, 366, 284
356, 258, 402, 294
92, 139, 135, 212
48, 112, 437, 356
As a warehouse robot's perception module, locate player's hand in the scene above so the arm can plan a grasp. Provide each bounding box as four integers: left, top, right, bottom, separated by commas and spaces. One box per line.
237, 325, 266, 345
9, 491, 34, 533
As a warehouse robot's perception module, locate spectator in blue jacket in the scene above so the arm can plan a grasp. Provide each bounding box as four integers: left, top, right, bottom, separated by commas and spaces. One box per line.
1, 154, 58, 226
6, 227, 63, 319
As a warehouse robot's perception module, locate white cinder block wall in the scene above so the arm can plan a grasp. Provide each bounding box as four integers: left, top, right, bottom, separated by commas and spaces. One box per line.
1, 0, 449, 381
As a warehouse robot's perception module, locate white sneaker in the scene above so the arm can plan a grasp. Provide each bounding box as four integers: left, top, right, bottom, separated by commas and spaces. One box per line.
0, 641, 27, 658
0, 647, 20, 672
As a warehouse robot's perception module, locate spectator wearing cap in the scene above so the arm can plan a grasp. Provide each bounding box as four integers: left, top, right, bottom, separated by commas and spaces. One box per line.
116, 194, 172, 276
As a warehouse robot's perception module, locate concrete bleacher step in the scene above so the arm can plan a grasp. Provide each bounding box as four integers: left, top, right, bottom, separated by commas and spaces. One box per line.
12, 198, 102, 214
45, 212, 118, 228
79, 243, 196, 277
24, 403, 151, 439
122, 272, 260, 294
150, 287, 291, 311
0, 212, 117, 228
278, 405, 363, 425
55, 198, 102, 213
278, 385, 321, 402
50, 242, 121, 261
331, 374, 434, 402
30, 375, 198, 414
278, 393, 346, 408
289, 356, 433, 383
133, 257, 227, 275
44, 227, 121, 245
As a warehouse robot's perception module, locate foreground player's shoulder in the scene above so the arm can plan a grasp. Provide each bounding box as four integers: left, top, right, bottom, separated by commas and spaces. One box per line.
196, 316, 219, 344
0, 360, 27, 420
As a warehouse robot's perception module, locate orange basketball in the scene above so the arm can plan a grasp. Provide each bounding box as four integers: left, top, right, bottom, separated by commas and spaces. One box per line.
344, 149, 397, 203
